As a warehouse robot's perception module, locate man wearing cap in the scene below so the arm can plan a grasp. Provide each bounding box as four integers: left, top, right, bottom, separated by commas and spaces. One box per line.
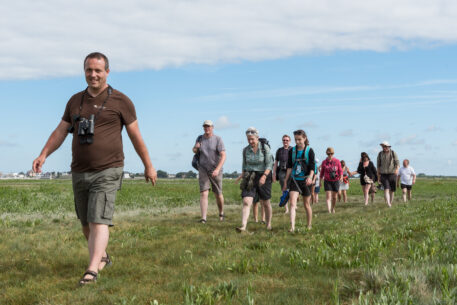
377, 141, 400, 207
192, 120, 226, 223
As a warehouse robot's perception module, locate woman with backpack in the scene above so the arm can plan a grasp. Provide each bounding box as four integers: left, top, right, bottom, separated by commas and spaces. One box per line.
337, 160, 356, 203
320, 147, 343, 213
357, 152, 378, 205
237, 127, 273, 232
281, 129, 316, 232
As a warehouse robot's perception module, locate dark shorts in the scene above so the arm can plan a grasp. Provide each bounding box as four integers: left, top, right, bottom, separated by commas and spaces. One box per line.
277, 169, 289, 189
314, 186, 320, 194
380, 174, 397, 192
72, 167, 123, 226
198, 168, 223, 194
324, 180, 340, 192
401, 184, 412, 191
289, 179, 311, 197
241, 172, 272, 201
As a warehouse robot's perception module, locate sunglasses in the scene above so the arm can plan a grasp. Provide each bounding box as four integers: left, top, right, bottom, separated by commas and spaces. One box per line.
203, 125, 212, 127
282, 139, 289, 142
327, 153, 334, 155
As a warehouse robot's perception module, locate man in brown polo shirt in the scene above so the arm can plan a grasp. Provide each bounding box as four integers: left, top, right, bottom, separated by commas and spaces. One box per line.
32, 52, 157, 285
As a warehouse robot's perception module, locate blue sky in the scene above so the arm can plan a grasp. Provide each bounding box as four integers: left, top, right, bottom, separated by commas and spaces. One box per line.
1, 1, 457, 175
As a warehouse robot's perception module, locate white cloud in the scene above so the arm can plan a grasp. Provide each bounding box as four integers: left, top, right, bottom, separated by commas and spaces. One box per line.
339, 129, 354, 137
0, 140, 19, 147
299, 121, 318, 128
2, 0, 457, 79
452, 140, 457, 146
395, 134, 425, 146
215, 116, 239, 130
425, 125, 441, 132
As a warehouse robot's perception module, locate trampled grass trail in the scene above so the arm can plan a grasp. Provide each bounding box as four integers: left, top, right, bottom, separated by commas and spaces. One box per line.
0, 178, 456, 304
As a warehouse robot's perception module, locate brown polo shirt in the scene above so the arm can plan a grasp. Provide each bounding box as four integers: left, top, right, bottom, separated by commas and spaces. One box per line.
62, 87, 137, 172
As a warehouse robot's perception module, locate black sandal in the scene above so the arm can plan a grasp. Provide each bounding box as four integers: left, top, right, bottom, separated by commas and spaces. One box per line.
79, 270, 98, 286
99, 253, 112, 271
219, 213, 225, 221
199, 219, 207, 224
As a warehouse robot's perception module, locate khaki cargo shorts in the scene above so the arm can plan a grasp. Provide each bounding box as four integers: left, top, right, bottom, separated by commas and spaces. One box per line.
72, 167, 123, 226
198, 168, 223, 194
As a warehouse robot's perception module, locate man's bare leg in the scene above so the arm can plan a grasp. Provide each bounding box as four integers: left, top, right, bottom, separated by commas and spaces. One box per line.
215, 193, 224, 220
82, 225, 108, 271
81, 223, 109, 281
200, 190, 209, 221
384, 190, 391, 207
402, 188, 407, 202
407, 189, 412, 201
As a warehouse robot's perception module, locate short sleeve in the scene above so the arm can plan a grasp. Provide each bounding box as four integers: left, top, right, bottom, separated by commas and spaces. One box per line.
62, 99, 72, 123
217, 136, 225, 152
118, 92, 137, 126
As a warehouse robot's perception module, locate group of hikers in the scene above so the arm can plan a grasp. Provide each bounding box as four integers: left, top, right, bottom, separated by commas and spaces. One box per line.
193, 122, 417, 234
31, 52, 416, 286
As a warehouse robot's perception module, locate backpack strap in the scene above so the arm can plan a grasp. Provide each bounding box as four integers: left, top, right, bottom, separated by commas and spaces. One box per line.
304, 146, 310, 165
260, 141, 268, 167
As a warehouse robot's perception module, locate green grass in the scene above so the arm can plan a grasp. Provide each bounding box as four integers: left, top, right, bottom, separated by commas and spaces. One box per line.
0, 178, 456, 304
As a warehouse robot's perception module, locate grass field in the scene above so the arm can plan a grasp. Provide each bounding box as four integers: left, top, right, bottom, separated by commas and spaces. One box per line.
1, 178, 456, 305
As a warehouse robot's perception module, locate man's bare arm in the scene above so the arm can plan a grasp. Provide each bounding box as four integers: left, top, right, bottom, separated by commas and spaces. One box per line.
212, 151, 226, 177
125, 120, 157, 186
32, 120, 70, 173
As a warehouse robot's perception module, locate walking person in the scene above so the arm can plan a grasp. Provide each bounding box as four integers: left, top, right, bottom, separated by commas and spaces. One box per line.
320, 147, 343, 213
397, 159, 416, 202
337, 160, 356, 203
237, 127, 273, 232
357, 152, 378, 205
311, 159, 320, 204
282, 130, 315, 232
192, 120, 226, 223
273, 134, 292, 213
32, 52, 157, 285
377, 141, 400, 207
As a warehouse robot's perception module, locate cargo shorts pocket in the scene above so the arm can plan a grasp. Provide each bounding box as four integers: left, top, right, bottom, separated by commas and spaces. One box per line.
102, 192, 116, 220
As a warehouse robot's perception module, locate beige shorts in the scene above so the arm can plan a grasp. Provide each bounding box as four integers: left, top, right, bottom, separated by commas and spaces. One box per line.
72, 167, 123, 226
198, 168, 223, 194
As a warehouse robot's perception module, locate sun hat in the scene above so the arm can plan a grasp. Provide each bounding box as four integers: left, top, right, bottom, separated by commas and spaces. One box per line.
203, 120, 213, 127
380, 141, 391, 147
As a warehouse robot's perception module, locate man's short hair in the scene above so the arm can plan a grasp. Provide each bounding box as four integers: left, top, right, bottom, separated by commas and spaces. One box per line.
84, 52, 109, 71
282, 134, 291, 140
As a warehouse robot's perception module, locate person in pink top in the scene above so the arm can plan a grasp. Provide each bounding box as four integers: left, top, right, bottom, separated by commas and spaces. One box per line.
319, 147, 343, 213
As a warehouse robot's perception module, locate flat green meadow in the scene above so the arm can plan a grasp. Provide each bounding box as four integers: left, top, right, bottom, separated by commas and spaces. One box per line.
0, 178, 456, 305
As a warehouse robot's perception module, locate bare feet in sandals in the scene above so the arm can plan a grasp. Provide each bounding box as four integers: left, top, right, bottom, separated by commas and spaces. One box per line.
79, 270, 98, 286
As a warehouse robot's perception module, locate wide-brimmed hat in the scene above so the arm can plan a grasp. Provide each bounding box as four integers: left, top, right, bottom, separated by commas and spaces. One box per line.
380, 141, 391, 147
